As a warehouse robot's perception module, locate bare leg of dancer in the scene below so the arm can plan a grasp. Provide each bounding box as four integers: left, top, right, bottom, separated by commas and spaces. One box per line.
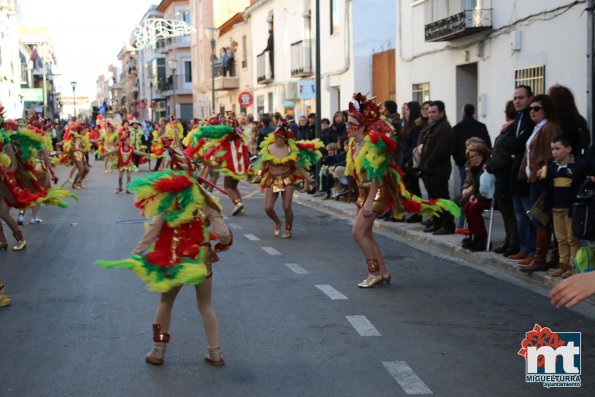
224, 177, 243, 215
115, 170, 124, 193
264, 189, 282, 236
72, 160, 85, 188
352, 208, 390, 287
0, 201, 26, 251
280, 185, 294, 238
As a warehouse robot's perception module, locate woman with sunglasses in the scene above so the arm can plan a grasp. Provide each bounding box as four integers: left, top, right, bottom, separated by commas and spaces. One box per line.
518, 94, 562, 272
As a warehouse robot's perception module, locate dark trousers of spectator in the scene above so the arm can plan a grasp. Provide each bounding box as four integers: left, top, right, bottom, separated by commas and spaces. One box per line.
512, 195, 535, 256
153, 157, 163, 171
321, 171, 334, 195
464, 199, 491, 237
422, 175, 455, 230
403, 173, 421, 198
133, 154, 140, 167
497, 195, 519, 249
457, 165, 467, 227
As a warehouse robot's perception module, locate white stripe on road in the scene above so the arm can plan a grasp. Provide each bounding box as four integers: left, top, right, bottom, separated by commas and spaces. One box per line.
383, 361, 433, 395
229, 223, 243, 230
243, 233, 260, 241
315, 284, 348, 300
284, 263, 309, 274
261, 247, 282, 256
245, 189, 261, 198
345, 315, 381, 336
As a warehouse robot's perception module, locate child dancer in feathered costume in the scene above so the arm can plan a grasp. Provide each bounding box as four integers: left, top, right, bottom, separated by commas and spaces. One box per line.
104, 132, 150, 193
95, 143, 233, 366
345, 93, 460, 288
61, 121, 90, 189
98, 122, 118, 173
184, 113, 251, 216
253, 121, 323, 238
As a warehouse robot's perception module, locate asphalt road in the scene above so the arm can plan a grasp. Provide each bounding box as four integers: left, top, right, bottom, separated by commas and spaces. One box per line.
1, 162, 594, 396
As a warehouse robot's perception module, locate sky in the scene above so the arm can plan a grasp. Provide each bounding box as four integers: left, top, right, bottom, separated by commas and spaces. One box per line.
19, 0, 157, 100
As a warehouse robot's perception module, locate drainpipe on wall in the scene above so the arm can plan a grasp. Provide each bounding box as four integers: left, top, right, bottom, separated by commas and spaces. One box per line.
588, 0, 594, 144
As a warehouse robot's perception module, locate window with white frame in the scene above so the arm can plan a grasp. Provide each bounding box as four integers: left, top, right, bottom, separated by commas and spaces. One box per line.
412, 82, 431, 103
514, 66, 545, 95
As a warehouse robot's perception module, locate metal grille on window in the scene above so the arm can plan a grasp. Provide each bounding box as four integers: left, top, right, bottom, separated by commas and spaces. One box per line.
514, 66, 545, 95
412, 82, 431, 104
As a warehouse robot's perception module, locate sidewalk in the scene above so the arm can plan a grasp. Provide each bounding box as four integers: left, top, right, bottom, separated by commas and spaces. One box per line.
293, 191, 595, 305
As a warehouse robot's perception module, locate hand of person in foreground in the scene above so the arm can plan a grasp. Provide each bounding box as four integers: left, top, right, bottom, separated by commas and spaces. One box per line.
550, 271, 595, 308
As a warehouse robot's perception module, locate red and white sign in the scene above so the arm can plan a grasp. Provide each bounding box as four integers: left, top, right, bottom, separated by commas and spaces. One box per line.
238, 91, 254, 108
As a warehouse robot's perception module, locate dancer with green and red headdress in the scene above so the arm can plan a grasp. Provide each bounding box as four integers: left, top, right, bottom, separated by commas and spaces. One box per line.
345, 93, 460, 288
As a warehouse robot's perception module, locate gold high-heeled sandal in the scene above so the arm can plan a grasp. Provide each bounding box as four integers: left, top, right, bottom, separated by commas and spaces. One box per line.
0, 282, 11, 308
281, 222, 292, 238
382, 272, 391, 284
357, 259, 384, 288
274, 222, 282, 237
0, 241, 8, 251
12, 231, 26, 251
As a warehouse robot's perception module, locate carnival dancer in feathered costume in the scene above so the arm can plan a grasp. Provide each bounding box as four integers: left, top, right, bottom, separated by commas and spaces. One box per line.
61, 121, 90, 189
253, 120, 323, 238
98, 122, 118, 173
0, 108, 77, 251
345, 93, 460, 288
184, 113, 250, 216
104, 132, 150, 194
95, 142, 233, 367
18, 114, 62, 224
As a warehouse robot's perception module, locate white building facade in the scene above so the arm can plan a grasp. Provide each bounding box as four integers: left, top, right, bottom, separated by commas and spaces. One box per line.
396, 0, 589, 137
0, 0, 21, 118
243, 0, 396, 119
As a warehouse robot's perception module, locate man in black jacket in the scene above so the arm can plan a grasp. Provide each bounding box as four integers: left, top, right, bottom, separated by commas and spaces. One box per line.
506, 85, 536, 263
452, 104, 492, 190
420, 101, 455, 235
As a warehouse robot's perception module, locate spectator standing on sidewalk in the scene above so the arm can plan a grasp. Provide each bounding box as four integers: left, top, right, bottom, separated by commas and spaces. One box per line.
548, 84, 590, 156
484, 100, 520, 256
542, 135, 584, 277
420, 101, 456, 235
257, 113, 275, 148
518, 94, 562, 272
507, 86, 536, 265
399, 101, 424, 223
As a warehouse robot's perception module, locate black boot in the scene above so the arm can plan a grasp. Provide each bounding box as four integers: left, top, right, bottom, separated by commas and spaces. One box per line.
469, 236, 488, 252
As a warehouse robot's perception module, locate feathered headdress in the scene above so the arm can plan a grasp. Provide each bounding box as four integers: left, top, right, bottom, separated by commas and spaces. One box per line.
348, 93, 393, 135
274, 119, 294, 139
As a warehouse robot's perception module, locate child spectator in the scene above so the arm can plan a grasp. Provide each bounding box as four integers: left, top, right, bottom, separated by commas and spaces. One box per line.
543, 135, 585, 277
319, 142, 346, 199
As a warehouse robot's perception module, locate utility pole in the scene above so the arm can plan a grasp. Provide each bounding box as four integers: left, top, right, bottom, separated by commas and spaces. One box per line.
588, 0, 594, 143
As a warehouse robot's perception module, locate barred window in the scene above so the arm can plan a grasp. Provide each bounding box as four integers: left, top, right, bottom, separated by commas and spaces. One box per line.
514, 66, 545, 95
412, 82, 431, 103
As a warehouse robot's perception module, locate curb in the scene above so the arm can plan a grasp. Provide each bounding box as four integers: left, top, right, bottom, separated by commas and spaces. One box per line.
294, 192, 595, 309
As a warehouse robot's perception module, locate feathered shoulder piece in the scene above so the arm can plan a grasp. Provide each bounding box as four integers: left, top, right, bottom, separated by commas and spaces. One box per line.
296, 139, 324, 170
129, 170, 221, 228
185, 124, 233, 148
346, 131, 398, 182
257, 132, 299, 165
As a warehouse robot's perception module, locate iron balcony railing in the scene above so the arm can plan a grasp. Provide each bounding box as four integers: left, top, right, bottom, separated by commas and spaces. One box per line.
290, 40, 312, 77
425, 8, 492, 42
257, 50, 273, 84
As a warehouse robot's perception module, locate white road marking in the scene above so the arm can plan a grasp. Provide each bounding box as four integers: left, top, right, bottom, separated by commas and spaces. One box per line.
383, 361, 433, 395
315, 284, 348, 300
245, 189, 261, 198
284, 263, 309, 274
243, 234, 261, 241
261, 246, 282, 256
345, 315, 381, 336
228, 223, 243, 230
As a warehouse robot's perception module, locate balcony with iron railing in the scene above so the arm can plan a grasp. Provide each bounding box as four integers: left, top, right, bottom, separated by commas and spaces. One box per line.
290, 40, 312, 77
424, 0, 492, 42
213, 61, 239, 91
257, 50, 273, 84
159, 73, 192, 97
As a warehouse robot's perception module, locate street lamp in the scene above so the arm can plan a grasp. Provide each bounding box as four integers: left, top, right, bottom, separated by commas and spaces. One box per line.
70, 81, 77, 120
205, 27, 220, 115
148, 75, 154, 123
167, 59, 178, 118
